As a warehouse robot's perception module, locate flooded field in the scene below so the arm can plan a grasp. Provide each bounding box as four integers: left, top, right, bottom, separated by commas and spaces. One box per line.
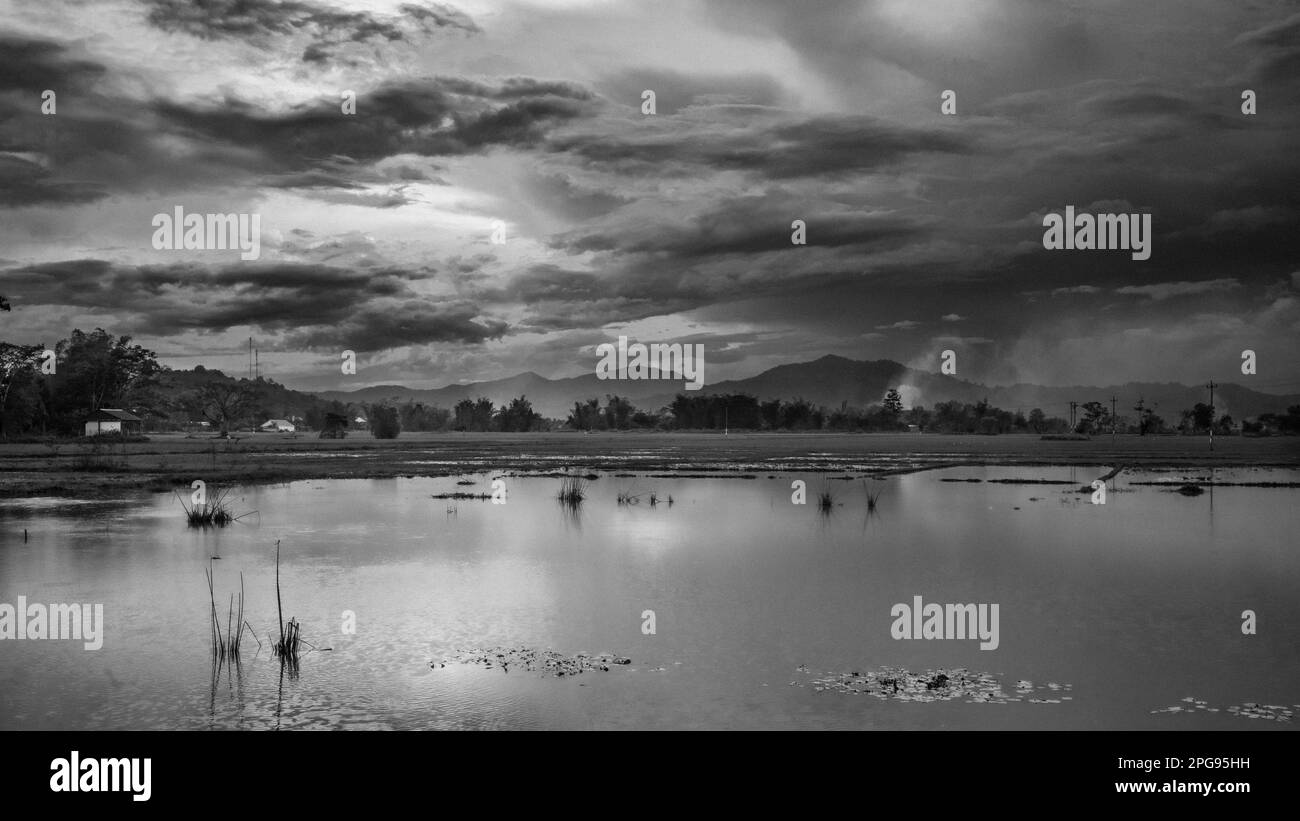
1, 464, 1297, 730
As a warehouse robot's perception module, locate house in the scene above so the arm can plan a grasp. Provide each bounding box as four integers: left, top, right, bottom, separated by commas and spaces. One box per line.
260, 419, 296, 432
84, 408, 144, 437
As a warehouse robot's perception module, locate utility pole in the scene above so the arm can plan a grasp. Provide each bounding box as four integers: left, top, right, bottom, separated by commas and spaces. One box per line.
1069, 401, 1078, 431
1110, 395, 1117, 442
1206, 380, 1216, 451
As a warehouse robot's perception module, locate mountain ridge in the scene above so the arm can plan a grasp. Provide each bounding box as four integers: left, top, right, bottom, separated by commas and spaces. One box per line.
313, 356, 1300, 421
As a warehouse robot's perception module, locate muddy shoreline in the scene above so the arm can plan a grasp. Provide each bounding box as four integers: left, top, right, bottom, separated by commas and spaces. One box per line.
1, 431, 1296, 499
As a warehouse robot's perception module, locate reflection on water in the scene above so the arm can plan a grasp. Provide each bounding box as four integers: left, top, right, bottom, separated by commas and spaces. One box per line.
1, 466, 1298, 730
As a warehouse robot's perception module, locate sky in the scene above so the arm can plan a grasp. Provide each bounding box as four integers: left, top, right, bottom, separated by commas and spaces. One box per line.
1, 0, 1298, 394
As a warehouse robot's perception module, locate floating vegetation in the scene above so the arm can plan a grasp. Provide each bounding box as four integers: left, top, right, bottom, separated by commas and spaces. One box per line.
791, 666, 1073, 704
1151, 697, 1294, 721
556, 475, 587, 508
455, 479, 477, 486
439, 646, 632, 677
1175, 484, 1205, 496
431, 491, 491, 500
177, 485, 255, 528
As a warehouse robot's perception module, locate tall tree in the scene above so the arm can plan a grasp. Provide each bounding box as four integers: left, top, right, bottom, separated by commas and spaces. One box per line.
51, 329, 160, 418
187, 382, 257, 435
0, 343, 45, 436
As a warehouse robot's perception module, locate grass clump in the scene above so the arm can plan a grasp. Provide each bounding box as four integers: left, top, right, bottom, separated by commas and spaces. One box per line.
556, 476, 587, 508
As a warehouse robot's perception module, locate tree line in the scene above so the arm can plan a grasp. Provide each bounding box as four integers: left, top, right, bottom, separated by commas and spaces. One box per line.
4, 327, 1298, 438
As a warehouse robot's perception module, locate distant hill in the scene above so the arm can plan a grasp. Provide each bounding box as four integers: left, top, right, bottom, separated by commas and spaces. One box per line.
314, 354, 1300, 421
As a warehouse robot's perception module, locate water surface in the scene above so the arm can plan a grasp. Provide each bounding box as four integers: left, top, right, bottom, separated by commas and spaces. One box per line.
1, 466, 1296, 730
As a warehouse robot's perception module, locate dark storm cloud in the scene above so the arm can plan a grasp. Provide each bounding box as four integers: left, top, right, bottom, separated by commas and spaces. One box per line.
596, 68, 788, 114
552, 114, 968, 179
1234, 13, 1300, 95
0, 39, 597, 206
152, 77, 595, 178
0, 35, 106, 90
0, 154, 106, 205
287, 300, 507, 350
1, 259, 505, 350
142, 0, 479, 63
553, 195, 926, 257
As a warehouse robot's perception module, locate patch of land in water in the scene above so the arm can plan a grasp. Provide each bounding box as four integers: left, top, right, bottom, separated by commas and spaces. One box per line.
0, 431, 1297, 498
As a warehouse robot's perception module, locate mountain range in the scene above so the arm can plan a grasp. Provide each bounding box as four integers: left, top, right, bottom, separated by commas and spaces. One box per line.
315, 355, 1299, 422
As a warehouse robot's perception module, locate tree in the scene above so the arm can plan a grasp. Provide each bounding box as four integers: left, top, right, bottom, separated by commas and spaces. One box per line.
0, 343, 47, 436
1027, 408, 1046, 433
369, 404, 401, 438
883, 388, 904, 417
496, 395, 540, 432
46, 329, 160, 432
604, 395, 635, 430
1183, 402, 1215, 433
453, 397, 495, 431
1214, 414, 1235, 435
187, 382, 256, 435
567, 398, 602, 431
1133, 398, 1165, 435
1078, 401, 1110, 435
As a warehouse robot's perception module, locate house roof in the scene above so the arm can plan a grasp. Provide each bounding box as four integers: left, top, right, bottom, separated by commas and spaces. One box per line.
261, 418, 293, 426
88, 408, 143, 422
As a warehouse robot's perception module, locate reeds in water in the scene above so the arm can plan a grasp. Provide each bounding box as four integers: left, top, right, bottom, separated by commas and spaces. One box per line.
556, 476, 587, 508
205, 561, 256, 660
864, 482, 885, 513
270, 539, 310, 660
817, 490, 834, 513
177, 485, 253, 528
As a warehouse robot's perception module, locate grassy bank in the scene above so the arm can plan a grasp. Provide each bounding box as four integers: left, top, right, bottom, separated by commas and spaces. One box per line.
1, 431, 1297, 498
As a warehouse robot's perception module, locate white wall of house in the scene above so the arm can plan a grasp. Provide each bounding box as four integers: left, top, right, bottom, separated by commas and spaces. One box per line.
85, 420, 123, 436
